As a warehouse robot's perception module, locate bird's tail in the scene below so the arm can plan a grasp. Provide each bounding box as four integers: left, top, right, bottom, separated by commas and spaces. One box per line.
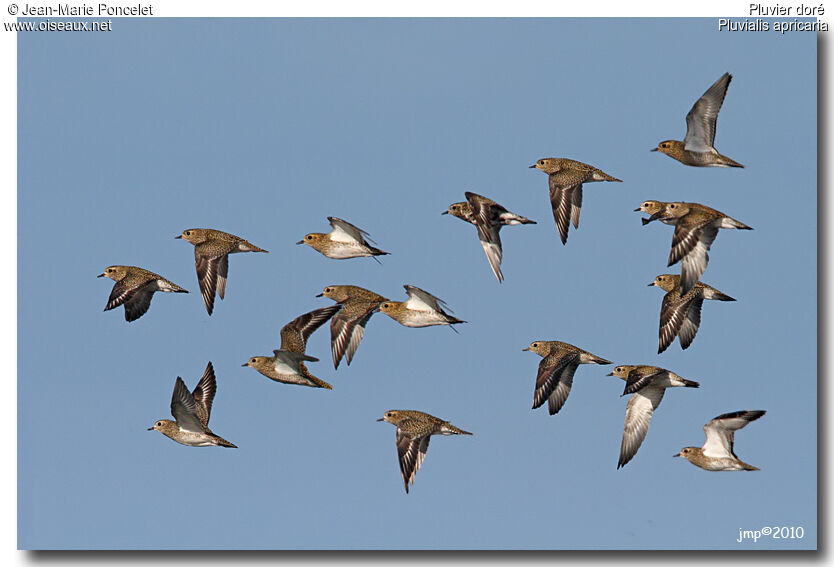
726, 218, 753, 230
299, 363, 334, 390
214, 436, 238, 448
717, 153, 745, 168
158, 280, 189, 293
240, 241, 269, 253
502, 213, 537, 225
441, 423, 473, 435
596, 170, 622, 182
308, 376, 334, 390
739, 461, 760, 471
702, 286, 736, 302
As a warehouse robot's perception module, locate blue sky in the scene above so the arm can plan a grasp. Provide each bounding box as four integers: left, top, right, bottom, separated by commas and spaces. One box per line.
18, 18, 815, 550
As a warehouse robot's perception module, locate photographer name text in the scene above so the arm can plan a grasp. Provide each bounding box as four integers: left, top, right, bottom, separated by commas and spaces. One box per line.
19, 3, 152, 16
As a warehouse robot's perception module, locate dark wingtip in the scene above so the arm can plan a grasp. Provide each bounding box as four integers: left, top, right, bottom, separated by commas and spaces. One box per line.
641, 218, 650, 226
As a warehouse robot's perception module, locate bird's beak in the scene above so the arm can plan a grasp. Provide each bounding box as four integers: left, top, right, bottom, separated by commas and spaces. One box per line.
97, 273, 105, 278
633, 207, 642, 212
147, 427, 154, 431
673, 452, 681, 457
528, 164, 537, 169
441, 211, 448, 215
315, 293, 324, 297
606, 372, 615, 376
648, 282, 656, 287
650, 148, 659, 152
376, 418, 384, 422
522, 347, 530, 351
174, 235, 182, 239
296, 240, 304, 245
241, 362, 249, 367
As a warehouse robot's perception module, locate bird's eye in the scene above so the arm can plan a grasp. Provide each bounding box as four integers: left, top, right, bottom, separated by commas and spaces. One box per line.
532, 343, 538, 348
156, 421, 162, 427
538, 160, 544, 165
306, 235, 313, 240
185, 231, 191, 236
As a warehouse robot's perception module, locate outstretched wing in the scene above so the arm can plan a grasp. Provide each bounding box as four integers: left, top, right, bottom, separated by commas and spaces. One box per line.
658, 291, 691, 354
120, 284, 156, 322
330, 303, 377, 369
403, 285, 451, 313
170, 377, 206, 433
619, 386, 665, 469
668, 220, 719, 295
678, 297, 704, 350
280, 305, 342, 353
684, 72, 732, 152
532, 353, 580, 415
702, 410, 765, 459
191, 362, 217, 428
465, 192, 505, 283
547, 170, 585, 245
328, 216, 375, 245
623, 367, 666, 395
396, 429, 430, 494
